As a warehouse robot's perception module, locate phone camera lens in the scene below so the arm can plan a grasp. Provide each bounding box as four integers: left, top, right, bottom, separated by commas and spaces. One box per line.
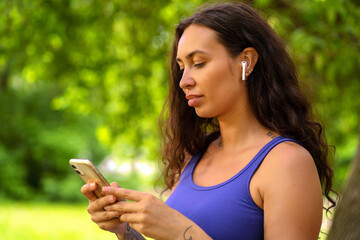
75, 170, 81, 175
71, 165, 76, 169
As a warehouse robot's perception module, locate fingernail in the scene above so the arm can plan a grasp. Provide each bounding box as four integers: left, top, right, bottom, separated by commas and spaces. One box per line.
90, 182, 95, 188
103, 187, 111, 193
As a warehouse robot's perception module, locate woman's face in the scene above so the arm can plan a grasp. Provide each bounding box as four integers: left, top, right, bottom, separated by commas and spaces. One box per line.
176, 24, 246, 119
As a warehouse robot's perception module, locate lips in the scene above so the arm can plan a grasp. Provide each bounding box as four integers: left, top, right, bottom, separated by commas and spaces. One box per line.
185, 94, 203, 107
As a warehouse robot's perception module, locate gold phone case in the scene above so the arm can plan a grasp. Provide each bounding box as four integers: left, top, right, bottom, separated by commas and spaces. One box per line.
69, 159, 109, 198
70, 159, 124, 239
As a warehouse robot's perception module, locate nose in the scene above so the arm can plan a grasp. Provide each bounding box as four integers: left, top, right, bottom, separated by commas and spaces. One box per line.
179, 69, 195, 91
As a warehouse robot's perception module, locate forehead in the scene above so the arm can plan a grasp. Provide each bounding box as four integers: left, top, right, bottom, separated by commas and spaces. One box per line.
177, 24, 222, 58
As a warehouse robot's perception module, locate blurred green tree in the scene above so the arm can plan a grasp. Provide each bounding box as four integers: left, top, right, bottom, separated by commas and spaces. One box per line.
0, 0, 206, 201
254, 0, 360, 189
0, 0, 358, 205
254, 1, 360, 237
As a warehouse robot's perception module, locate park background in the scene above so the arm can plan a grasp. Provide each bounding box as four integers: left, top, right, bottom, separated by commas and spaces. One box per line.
0, 0, 359, 239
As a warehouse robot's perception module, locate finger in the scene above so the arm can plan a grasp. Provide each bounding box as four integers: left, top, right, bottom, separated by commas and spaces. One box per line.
88, 195, 117, 213
97, 195, 117, 209
119, 212, 140, 223
81, 182, 98, 201
103, 187, 144, 202
91, 210, 121, 222
105, 201, 139, 212
97, 218, 123, 231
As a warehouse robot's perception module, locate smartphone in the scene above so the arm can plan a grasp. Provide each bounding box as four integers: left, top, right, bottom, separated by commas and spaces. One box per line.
70, 159, 124, 239
69, 159, 110, 198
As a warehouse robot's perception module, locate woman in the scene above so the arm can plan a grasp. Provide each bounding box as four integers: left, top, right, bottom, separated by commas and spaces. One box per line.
81, 2, 336, 239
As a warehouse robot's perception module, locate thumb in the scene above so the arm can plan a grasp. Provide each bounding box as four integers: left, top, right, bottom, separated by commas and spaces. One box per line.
110, 182, 120, 188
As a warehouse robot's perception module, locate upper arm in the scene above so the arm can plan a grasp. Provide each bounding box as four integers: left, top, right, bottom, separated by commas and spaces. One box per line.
261, 142, 323, 240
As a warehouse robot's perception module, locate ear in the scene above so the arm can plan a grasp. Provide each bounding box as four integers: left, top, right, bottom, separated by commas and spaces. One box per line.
238, 47, 258, 80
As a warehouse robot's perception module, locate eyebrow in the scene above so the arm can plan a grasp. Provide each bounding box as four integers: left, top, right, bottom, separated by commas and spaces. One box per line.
176, 50, 208, 62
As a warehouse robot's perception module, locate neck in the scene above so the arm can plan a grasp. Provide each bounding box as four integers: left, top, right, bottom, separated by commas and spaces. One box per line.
216, 100, 270, 153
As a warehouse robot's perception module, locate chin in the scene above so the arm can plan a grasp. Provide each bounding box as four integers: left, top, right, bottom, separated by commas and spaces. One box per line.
194, 108, 216, 119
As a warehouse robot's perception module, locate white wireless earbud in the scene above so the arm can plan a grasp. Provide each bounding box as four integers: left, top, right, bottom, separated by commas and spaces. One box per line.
242, 61, 247, 81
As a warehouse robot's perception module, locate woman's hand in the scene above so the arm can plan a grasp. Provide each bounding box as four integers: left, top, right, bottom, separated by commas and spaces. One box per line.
102, 187, 205, 240
81, 182, 127, 234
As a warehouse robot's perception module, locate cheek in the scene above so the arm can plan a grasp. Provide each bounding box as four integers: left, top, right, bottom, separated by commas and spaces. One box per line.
210, 73, 243, 110
204, 64, 240, 98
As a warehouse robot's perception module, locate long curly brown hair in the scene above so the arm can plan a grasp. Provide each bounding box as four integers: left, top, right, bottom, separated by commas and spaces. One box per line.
160, 2, 336, 209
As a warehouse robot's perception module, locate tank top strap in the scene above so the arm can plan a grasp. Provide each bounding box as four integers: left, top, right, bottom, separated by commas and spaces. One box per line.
245, 136, 302, 179
178, 151, 203, 184
179, 136, 301, 186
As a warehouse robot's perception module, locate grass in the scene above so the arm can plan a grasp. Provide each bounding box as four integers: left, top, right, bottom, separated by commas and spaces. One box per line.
0, 202, 132, 240
0, 202, 331, 240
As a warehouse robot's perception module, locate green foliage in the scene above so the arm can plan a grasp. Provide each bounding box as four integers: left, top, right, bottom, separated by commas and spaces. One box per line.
254, 0, 360, 189
0, 0, 358, 201
0, 86, 106, 200
0, 0, 208, 201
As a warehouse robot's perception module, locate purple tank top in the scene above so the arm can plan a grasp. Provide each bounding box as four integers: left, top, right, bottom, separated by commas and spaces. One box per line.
166, 136, 299, 239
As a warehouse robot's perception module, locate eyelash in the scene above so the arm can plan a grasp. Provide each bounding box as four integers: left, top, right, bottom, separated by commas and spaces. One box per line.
193, 62, 205, 69
179, 62, 205, 72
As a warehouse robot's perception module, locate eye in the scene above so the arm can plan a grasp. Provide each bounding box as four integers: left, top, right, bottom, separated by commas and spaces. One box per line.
193, 62, 205, 69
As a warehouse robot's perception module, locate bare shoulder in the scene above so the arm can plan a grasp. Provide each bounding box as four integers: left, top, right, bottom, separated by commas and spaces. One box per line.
266, 140, 315, 171
259, 140, 321, 190
257, 140, 323, 239
256, 140, 320, 194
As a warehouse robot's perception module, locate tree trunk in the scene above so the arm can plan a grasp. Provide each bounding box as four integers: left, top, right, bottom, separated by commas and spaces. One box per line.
327, 126, 360, 240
